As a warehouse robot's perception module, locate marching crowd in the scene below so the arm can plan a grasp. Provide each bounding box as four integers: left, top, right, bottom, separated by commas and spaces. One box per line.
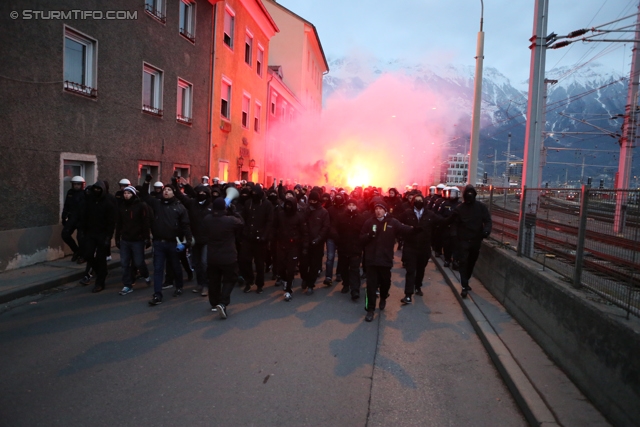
61, 175, 492, 322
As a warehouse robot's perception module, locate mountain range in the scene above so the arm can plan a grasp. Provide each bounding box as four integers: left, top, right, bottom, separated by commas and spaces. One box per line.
323, 56, 638, 187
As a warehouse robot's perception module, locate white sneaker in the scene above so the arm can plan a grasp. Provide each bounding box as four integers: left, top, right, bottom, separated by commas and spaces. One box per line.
106, 256, 112, 261
211, 307, 218, 312
284, 292, 292, 302
119, 286, 133, 295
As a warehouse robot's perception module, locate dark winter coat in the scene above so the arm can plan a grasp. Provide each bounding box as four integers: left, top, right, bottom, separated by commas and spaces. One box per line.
437, 199, 461, 236
326, 204, 345, 241
81, 180, 117, 239
305, 205, 330, 245
274, 199, 309, 249
242, 192, 274, 242
204, 209, 244, 265
360, 214, 414, 268
448, 200, 492, 243
399, 207, 440, 254
335, 209, 366, 257
142, 191, 192, 243
115, 197, 151, 242
174, 184, 211, 244
62, 187, 85, 223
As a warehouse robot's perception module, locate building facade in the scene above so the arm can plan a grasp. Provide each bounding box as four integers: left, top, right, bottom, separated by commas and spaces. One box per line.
0, 0, 215, 271
209, 0, 278, 184
444, 153, 469, 185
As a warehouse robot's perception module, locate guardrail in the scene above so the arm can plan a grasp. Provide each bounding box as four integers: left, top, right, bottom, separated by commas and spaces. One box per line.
480, 186, 640, 319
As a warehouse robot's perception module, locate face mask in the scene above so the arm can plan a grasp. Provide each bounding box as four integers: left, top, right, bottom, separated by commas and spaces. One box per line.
284, 204, 295, 214
335, 197, 343, 206
348, 206, 357, 213
463, 192, 476, 203
197, 193, 207, 202
414, 200, 424, 210
310, 201, 318, 208
252, 193, 262, 201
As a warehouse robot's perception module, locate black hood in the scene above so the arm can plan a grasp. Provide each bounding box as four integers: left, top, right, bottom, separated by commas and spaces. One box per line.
283, 198, 297, 215
92, 180, 107, 199
463, 185, 477, 204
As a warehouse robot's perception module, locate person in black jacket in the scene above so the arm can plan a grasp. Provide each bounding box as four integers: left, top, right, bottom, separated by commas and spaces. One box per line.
265, 188, 280, 279
79, 180, 117, 293
61, 176, 86, 262
204, 198, 244, 319
437, 187, 461, 268
273, 198, 308, 301
175, 178, 211, 296
142, 175, 193, 305
115, 186, 151, 295
360, 200, 416, 322
240, 186, 274, 294
299, 191, 330, 294
446, 185, 492, 297
335, 199, 366, 300
399, 194, 440, 303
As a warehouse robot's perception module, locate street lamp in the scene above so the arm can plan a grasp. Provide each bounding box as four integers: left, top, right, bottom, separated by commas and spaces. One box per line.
468, 0, 484, 186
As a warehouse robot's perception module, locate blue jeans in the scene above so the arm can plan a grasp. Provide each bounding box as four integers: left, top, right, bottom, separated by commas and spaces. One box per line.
120, 240, 149, 286
153, 240, 183, 294
325, 239, 337, 279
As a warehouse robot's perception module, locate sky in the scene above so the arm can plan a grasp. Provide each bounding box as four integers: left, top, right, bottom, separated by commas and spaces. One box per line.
276, 0, 639, 85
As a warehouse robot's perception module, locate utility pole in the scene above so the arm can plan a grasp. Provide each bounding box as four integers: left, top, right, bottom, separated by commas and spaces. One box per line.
539, 79, 556, 187
518, 0, 549, 257
468, 0, 485, 186
614, 2, 640, 233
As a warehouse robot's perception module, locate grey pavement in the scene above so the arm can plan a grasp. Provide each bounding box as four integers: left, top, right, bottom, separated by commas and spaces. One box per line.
1, 256, 524, 426
0, 251, 610, 426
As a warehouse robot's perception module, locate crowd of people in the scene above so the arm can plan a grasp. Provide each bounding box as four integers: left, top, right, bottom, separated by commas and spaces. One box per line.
61, 174, 492, 322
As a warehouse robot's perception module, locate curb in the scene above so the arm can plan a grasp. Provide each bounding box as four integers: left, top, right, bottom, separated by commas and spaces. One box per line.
0, 252, 153, 305
432, 255, 559, 427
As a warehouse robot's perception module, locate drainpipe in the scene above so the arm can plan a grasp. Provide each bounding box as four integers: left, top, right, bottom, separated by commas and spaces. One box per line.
207, 3, 218, 178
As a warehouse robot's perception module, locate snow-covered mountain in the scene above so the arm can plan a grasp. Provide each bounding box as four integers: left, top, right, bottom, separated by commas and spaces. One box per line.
323, 56, 634, 185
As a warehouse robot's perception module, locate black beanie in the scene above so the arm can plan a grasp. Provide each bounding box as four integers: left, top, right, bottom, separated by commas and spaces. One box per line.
212, 198, 226, 211
309, 191, 320, 202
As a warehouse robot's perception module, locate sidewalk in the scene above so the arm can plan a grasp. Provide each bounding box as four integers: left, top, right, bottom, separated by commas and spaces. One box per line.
0, 250, 151, 304
0, 250, 611, 426
431, 255, 610, 427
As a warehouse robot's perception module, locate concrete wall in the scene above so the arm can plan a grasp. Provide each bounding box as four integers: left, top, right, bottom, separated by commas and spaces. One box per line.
475, 240, 640, 427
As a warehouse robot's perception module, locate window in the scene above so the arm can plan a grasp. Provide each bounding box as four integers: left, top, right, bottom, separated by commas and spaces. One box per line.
221, 77, 231, 119
244, 30, 253, 65
254, 101, 261, 133
179, 0, 196, 42
64, 27, 97, 97
218, 160, 229, 182
138, 162, 160, 187
241, 94, 250, 128
270, 93, 277, 116
281, 101, 287, 120
256, 45, 264, 77
145, 0, 166, 23
173, 165, 190, 180
142, 64, 163, 116
177, 78, 193, 124
223, 7, 235, 49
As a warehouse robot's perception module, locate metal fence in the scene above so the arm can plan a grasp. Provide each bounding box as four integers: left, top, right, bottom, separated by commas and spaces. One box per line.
480, 186, 640, 319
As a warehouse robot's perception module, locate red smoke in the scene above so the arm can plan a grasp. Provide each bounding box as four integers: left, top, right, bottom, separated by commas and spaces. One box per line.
266, 73, 464, 191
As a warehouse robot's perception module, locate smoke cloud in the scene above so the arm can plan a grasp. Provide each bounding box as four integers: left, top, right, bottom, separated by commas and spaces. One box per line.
266, 73, 465, 191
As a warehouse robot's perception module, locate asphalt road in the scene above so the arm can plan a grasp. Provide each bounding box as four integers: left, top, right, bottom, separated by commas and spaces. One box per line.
0, 259, 526, 427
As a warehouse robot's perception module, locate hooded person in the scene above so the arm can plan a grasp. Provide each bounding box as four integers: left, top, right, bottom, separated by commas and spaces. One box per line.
203, 196, 244, 319
323, 191, 346, 286
239, 185, 274, 294
299, 191, 330, 294
173, 179, 213, 296
398, 194, 441, 303
273, 197, 309, 301
78, 180, 117, 293
444, 185, 492, 297
115, 185, 151, 295
359, 200, 419, 322
61, 175, 86, 262
437, 186, 461, 268
335, 198, 366, 299
141, 174, 193, 305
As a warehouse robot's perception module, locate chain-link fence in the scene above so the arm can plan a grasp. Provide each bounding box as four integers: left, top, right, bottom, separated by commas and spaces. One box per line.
483, 186, 640, 319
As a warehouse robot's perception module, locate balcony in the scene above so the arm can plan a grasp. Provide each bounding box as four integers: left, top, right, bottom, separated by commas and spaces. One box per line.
142, 105, 163, 117
64, 81, 97, 98
145, 4, 166, 23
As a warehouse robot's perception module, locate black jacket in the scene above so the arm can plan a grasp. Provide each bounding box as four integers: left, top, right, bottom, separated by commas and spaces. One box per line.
142, 190, 192, 243
62, 187, 85, 223
274, 199, 309, 249
305, 205, 330, 245
336, 209, 365, 257
399, 207, 440, 254
242, 194, 274, 242
81, 181, 117, 238
437, 199, 460, 235
449, 200, 492, 242
115, 197, 151, 242
360, 214, 413, 268
175, 184, 211, 244
326, 204, 345, 241
204, 209, 244, 264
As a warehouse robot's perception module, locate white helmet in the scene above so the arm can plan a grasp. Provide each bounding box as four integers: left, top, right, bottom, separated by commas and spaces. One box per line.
119, 178, 131, 186
202, 175, 210, 182
153, 181, 164, 189
449, 187, 460, 200
436, 183, 446, 190
213, 177, 220, 183
428, 186, 436, 196
71, 176, 85, 184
